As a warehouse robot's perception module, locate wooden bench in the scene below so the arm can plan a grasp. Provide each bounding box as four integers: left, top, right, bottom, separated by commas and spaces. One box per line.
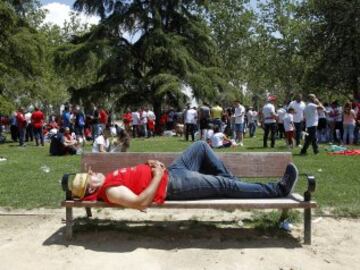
61, 152, 317, 244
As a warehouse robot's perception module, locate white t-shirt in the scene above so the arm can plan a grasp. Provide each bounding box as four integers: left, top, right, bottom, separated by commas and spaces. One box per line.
184, 108, 198, 124
210, 132, 225, 148
283, 113, 294, 132
25, 112, 32, 124
132, 112, 140, 125
234, 105, 245, 124
141, 111, 148, 124
147, 110, 156, 121
288, 100, 306, 123
262, 103, 276, 124
326, 106, 334, 122
246, 111, 254, 123
304, 103, 319, 128
318, 108, 326, 119
206, 129, 214, 140
334, 106, 343, 122
277, 108, 286, 124
92, 135, 110, 153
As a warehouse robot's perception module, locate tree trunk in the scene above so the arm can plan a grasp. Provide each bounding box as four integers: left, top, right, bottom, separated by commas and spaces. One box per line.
152, 98, 162, 135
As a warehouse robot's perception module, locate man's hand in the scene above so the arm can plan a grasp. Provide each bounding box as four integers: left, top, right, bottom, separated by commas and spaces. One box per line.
151, 162, 165, 178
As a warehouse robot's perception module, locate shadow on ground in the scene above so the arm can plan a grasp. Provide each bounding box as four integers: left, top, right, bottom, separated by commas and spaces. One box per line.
43, 218, 302, 252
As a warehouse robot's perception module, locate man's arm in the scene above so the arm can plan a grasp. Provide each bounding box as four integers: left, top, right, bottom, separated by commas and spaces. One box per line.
105, 164, 165, 210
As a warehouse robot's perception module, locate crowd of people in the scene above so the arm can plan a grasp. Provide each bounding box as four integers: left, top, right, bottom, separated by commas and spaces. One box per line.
0, 103, 130, 156
0, 94, 359, 155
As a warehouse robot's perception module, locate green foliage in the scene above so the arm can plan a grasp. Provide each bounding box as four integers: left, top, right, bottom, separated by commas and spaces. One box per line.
299, 0, 360, 99
56, 0, 235, 111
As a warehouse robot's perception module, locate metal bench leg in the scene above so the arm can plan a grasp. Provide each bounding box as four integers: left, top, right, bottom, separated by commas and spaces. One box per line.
65, 207, 73, 241
85, 207, 92, 218
280, 209, 289, 222
304, 208, 311, 245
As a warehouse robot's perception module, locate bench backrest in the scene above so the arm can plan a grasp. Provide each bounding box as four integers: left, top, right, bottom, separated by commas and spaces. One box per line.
81, 152, 293, 178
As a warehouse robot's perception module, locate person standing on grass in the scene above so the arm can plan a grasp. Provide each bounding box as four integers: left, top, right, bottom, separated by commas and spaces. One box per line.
31, 106, 45, 146
300, 94, 325, 155
24, 108, 33, 143
74, 105, 86, 145
330, 101, 343, 143
16, 107, 26, 147
317, 104, 328, 143
211, 102, 223, 129
247, 107, 258, 138
262, 96, 278, 148
146, 107, 156, 138
184, 104, 198, 142
276, 105, 286, 140
10, 111, 18, 142
354, 101, 360, 144
131, 109, 141, 138
288, 94, 306, 147
283, 107, 295, 149
198, 102, 211, 140
342, 101, 357, 145
122, 108, 132, 135
62, 105, 71, 129
233, 100, 245, 146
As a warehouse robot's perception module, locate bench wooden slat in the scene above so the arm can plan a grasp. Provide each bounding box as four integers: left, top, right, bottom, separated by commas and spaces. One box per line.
61, 193, 317, 210
81, 152, 293, 178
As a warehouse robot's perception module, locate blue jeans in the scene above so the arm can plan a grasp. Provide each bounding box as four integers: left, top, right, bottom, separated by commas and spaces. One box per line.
33, 127, 44, 146
343, 124, 355, 144
248, 122, 256, 137
166, 141, 282, 200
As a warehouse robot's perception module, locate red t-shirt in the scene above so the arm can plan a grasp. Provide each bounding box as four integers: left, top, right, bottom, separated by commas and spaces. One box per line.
99, 109, 108, 125
31, 110, 44, 129
83, 164, 169, 205
16, 112, 26, 128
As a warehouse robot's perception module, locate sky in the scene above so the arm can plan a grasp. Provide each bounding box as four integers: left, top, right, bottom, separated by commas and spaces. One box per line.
40, 0, 261, 27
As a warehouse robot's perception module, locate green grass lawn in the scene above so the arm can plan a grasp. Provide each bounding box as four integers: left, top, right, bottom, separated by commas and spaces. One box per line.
0, 131, 359, 216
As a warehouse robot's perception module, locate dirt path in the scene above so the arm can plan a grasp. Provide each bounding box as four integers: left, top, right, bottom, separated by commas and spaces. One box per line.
0, 208, 359, 270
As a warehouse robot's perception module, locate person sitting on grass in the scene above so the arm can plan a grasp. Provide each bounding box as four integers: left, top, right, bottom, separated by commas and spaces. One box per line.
209, 125, 235, 148
92, 128, 111, 153
67, 141, 299, 210
50, 128, 77, 156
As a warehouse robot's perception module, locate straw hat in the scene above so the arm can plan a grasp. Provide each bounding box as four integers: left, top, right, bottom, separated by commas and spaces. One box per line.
68, 173, 90, 199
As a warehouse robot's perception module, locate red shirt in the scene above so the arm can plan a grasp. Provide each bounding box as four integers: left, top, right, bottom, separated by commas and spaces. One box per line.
83, 164, 169, 205
122, 112, 132, 126
31, 110, 44, 129
16, 112, 26, 128
99, 109, 108, 125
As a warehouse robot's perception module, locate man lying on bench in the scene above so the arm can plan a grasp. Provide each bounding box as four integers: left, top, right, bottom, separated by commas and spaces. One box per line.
66, 141, 299, 210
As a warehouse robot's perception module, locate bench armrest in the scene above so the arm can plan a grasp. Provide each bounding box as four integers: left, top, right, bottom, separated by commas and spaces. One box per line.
304, 175, 316, 202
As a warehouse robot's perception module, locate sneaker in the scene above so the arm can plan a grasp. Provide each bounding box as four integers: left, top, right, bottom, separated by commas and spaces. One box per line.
278, 163, 299, 196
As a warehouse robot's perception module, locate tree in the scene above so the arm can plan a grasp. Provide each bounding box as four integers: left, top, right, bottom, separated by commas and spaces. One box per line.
299, 0, 360, 100
0, 1, 69, 113
56, 0, 235, 116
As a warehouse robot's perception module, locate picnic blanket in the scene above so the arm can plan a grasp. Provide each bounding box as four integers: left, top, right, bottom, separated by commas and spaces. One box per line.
328, 149, 360, 156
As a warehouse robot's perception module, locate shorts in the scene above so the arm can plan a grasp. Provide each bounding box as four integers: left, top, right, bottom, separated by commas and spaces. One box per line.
234, 123, 244, 133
